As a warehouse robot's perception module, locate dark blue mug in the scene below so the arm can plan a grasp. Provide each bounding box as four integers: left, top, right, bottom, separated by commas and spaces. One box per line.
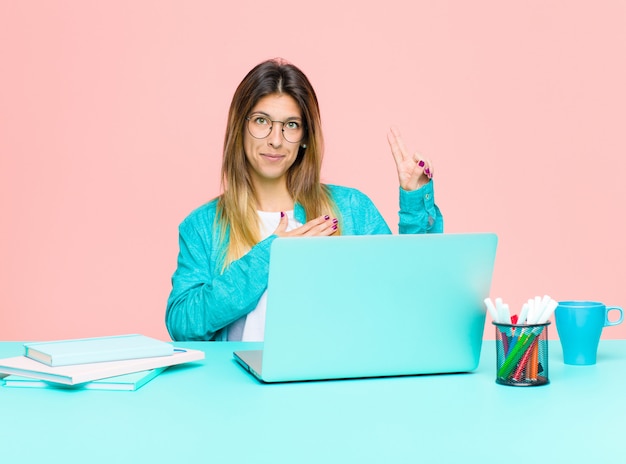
555, 301, 623, 365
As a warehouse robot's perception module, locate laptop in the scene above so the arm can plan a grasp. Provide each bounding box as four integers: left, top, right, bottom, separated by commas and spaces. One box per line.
233, 233, 498, 382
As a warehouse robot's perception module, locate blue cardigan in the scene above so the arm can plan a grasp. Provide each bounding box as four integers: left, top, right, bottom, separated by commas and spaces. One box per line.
165, 183, 443, 341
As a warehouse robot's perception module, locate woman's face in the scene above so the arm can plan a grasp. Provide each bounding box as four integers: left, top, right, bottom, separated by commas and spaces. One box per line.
243, 93, 303, 187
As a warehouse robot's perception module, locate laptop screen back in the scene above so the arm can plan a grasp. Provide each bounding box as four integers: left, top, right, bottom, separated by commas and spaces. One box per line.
246, 233, 497, 382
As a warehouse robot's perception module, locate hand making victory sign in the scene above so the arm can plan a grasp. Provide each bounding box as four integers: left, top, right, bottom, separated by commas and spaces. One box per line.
387, 126, 433, 191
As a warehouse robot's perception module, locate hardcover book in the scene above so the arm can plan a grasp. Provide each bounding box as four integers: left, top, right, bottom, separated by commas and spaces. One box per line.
24, 334, 174, 366
0, 348, 204, 385
2, 367, 166, 391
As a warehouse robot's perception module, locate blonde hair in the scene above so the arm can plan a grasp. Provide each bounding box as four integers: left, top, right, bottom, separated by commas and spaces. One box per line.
216, 59, 340, 268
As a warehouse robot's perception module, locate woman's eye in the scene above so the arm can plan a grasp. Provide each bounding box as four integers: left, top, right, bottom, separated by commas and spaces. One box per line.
255, 117, 269, 125
286, 121, 300, 129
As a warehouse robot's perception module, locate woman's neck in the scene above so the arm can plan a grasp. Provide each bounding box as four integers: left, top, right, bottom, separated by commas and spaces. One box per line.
253, 179, 294, 212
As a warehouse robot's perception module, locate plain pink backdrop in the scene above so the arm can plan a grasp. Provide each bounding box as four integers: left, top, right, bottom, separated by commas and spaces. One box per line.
1, 1, 625, 341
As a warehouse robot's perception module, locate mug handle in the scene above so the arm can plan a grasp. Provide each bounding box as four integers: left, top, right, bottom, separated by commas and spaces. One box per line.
605, 306, 624, 326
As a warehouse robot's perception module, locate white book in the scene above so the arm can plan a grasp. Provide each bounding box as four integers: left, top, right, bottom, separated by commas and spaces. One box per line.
2, 367, 166, 391
0, 348, 204, 385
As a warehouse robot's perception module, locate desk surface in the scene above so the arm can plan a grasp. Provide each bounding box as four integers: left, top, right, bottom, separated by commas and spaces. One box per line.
1, 340, 624, 463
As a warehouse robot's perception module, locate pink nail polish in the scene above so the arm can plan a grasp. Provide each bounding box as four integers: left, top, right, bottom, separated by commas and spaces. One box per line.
280, 212, 285, 218
324, 215, 330, 220
332, 224, 338, 230
418, 160, 425, 167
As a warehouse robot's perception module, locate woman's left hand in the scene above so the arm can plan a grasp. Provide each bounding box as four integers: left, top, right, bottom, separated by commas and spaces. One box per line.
387, 126, 433, 191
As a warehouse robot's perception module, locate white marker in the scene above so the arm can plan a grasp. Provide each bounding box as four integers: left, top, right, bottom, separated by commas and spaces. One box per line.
497, 301, 511, 324
518, 302, 530, 325
525, 299, 534, 324
484, 298, 499, 323
538, 298, 558, 324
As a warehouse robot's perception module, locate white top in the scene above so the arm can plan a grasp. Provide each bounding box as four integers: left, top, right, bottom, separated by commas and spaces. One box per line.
227, 210, 302, 341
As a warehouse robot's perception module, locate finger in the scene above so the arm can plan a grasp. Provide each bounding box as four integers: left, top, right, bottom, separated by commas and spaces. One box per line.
423, 158, 434, 179
305, 214, 330, 230
282, 214, 328, 237
387, 126, 409, 164
413, 152, 425, 168
272, 211, 289, 236
327, 217, 339, 233
412, 154, 434, 179
314, 217, 338, 236
302, 215, 338, 237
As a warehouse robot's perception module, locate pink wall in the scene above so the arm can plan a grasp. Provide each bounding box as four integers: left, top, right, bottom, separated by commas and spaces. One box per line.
1, 1, 625, 341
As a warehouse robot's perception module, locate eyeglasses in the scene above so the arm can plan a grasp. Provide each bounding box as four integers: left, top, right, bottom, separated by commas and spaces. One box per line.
246, 113, 305, 144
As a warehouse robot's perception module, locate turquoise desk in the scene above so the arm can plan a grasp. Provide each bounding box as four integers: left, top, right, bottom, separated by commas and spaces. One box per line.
1, 340, 624, 463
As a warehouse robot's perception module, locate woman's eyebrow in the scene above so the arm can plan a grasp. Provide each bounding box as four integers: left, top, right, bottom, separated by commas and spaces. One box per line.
250, 111, 302, 121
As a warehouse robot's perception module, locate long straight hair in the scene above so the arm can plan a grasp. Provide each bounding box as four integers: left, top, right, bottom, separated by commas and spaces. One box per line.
217, 58, 340, 268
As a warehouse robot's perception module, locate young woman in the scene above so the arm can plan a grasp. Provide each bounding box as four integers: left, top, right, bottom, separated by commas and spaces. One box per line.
165, 58, 443, 341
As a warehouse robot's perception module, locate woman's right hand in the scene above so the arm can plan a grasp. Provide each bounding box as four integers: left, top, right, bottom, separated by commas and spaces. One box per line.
273, 213, 338, 237
387, 126, 433, 191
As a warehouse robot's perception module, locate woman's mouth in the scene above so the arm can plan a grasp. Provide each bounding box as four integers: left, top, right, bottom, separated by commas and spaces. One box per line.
261, 153, 284, 161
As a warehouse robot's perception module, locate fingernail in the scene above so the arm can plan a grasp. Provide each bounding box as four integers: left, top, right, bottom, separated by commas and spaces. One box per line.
418, 160, 425, 167
280, 212, 285, 218
332, 218, 338, 223
324, 215, 330, 220
424, 168, 430, 175
332, 224, 338, 230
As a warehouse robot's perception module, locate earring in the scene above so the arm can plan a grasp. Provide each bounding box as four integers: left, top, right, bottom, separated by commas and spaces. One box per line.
301, 144, 307, 149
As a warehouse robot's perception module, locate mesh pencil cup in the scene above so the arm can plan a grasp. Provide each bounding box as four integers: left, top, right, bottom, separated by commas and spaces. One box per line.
493, 322, 550, 386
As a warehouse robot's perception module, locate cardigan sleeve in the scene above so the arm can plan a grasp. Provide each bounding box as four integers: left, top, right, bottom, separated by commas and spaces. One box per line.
165, 214, 277, 341
398, 181, 443, 234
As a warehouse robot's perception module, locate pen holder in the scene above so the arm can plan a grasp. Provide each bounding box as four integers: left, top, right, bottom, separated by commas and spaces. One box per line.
494, 322, 550, 387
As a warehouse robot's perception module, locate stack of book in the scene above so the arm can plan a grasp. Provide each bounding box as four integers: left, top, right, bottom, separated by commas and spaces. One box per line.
0, 334, 204, 391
